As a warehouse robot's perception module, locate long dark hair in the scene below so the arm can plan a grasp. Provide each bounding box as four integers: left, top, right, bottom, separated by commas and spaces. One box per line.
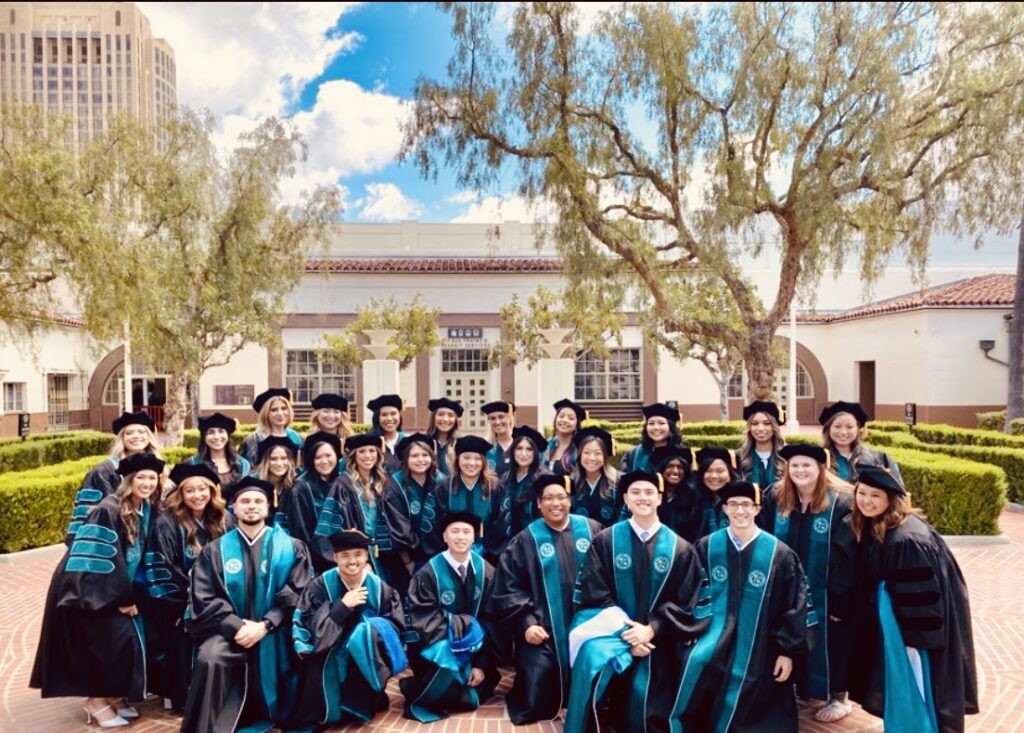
399, 439, 439, 488
640, 417, 685, 451
507, 434, 542, 477
695, 455, 738, 494
198, 430, 245, 472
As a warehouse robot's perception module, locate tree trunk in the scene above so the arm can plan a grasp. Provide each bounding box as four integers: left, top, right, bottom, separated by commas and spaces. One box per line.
746, 323, 775, 400
717, 367, 734, 421
189, 378, 201, 429
1006, 204, 1024, 432
163, 370, 190, 447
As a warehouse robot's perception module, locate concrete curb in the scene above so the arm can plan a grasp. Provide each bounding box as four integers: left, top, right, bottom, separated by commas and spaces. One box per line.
0, 543, 63, 566
1005, 502, 1024, 514
943, 534, 1011, 546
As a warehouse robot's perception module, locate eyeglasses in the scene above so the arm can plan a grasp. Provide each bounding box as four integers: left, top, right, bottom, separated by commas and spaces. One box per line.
725, 500, 756, 510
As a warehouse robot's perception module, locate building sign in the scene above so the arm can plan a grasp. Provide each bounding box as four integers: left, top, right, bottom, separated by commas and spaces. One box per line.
904, 402, 917, 426
18, 412, 30, 438
448, 327, 483, 340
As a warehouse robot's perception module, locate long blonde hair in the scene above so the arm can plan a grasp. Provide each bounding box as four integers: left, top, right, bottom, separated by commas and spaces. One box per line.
452, 456, 498, 500
109, 427, 163, 460
775, 462, 852, 516
485, 412, 516, 445
164, 476, 230, 554
309, 409, 353, 440
257, 445, 297, 498
257, 396, 293, 437
345, 446, 387, 504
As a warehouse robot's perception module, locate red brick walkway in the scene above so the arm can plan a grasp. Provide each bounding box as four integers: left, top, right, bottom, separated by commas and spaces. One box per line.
3, 514, 1022, 733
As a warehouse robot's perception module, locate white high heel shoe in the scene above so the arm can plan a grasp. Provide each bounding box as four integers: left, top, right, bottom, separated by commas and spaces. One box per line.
83, 704, 129, 728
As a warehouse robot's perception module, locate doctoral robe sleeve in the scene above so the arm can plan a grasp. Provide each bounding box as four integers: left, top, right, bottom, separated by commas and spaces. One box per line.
238, 433, 260, 466
648, 541, 707, 641
882, 532, 945, 649
771, 549, 809, 658
265, 539, 313, 629
490, 534, 541, 633
58, 500, 134, 611
65, 460, 120, 545
407, 566, 449, 646
186, 543, 244, 642
575, 532, 617, 611
381, 478, 418, 553
293, 575, 352, 656
144, 513, 189, 611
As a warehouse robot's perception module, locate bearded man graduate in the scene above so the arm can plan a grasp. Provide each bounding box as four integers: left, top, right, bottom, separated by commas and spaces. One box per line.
670, 480, 808, 733
491, 474, 603, 724
400, 511, 501, 722
566, 471, 706, 733
181, 477, 313, 733
289, 528, 408, 729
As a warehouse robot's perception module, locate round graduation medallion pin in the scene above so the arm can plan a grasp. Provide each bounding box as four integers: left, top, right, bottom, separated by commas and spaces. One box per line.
711, 565, 728, 582
654, 556, 670, 573
813, 517, 829, 534
748, 570, 767, 588
539, 542, 556, 559
225, 558, 243, 574
440, 590, 456, 606
615, 553, 632, 570
575, 538, 591, 553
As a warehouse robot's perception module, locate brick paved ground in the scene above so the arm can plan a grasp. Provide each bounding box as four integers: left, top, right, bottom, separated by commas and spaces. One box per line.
3, 513, 1022, 733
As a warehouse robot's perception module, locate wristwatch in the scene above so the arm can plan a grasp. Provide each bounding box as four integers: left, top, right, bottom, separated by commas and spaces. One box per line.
263, 619, 275, 633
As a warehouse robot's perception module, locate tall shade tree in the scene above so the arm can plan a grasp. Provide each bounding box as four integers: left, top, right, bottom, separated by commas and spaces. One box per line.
402, 2, 1024, 398
320, 294, 442, 370
78, 111, 342, 446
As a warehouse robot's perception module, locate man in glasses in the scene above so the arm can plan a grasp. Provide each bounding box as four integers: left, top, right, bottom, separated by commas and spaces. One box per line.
670, 480, 809, 732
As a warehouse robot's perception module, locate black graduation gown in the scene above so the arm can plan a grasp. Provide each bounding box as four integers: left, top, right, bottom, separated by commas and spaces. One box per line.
238, 428, 302, 467
275, 472, 351, 575
575, 523, 706, 733
657, 483, 705, 544
758, 490, 856, 696
491, 517, 603, 724
674, 530, 807, 733
399, 556, 501, 718
181, 526, 312, 733
31, 496, 151, 700
429, 478, 503, 558
65, 456, 122, 543
289, 569, 406, 725
847, 514, 978, 733
571, 473, 622, 528
380, 471, 438, 596
144, 511, 234, 711
488, 466, 552, 551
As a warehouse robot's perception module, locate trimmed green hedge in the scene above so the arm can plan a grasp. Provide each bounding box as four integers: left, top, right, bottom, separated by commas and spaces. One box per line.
866, 421, 911, 433
0, 432, 114, 474
911, 423, 1024, 449
0, 447, 201, 553
976, 411, 1024, 435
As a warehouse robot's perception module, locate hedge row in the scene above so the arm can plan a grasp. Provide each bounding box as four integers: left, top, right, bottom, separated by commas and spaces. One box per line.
0, 432, 114, 474
181, 422, 371, 450
866, 421, 911, 433
976, 411, 1024, 435
0, 447, 196, 553
911, 423, 1024, 449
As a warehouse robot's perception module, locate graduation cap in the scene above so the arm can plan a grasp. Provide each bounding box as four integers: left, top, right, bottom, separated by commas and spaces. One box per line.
696, 446, 738, 471
652, 445, 694, 473
719, 480, 763, 505
367, 394, 403, 413
553, 398, 587, 423
303, 432, 342, 468
252, 387, 291, 413
224, 476, 274, 504
256, 435, 298, 463
779, 444, 828, 466
642, 403, 680, 424
198, 412, 237, 435
111, 410, 155, 435
311, 393, 349, 411
620, 470, 665, 494
573, 426, 613, 455
442, 510, 482, 535
482, 400, 515, 415
511, 425, 547, 454
855, 463, 906, 497
396, 432, 437, 459
818, 401, 868, 428
116, 452, 165, 477
427, 397, 464, 417
328, 528, 374, 552
743, 400, 786, 426
455, 435, 492, 456
532, 473, 573, 497
168, 462, 220, 487
344, 432, 385, 453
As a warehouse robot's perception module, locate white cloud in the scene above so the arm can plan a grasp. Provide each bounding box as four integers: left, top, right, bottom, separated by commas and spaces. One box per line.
356, 183, 423, 221
138, 2, 361, 118
450, 193, 558, 223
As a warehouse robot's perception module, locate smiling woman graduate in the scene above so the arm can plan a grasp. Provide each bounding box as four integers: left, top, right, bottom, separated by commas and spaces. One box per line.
32, 453, 165, 729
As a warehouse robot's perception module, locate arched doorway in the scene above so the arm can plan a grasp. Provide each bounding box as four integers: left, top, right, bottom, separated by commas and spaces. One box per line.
726, 339, 829, 424
87, 347, 171, 431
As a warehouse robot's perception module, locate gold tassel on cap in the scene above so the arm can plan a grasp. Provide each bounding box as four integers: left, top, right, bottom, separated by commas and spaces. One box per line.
753, 482, 761, 505
727, 449, 737, 470
657, 472, 665, 494
563, 476, 572, 493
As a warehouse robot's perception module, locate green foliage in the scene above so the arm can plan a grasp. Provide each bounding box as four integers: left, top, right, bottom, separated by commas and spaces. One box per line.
402, 2, 1024, 398
321, 294, 441, 370
911, 424, 1024, 449
976, 411, 1024, 435
866, 421, 911, 434
0, 433, 113, 473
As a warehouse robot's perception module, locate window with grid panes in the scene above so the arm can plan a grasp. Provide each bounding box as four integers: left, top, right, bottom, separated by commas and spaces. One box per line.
575, 348, 641, 401
727, 362, 813, 399
285, 350, 355, 404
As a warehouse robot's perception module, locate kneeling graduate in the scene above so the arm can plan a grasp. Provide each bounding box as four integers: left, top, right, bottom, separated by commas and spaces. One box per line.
400, 510, 500, 721
289, 528, 407, 729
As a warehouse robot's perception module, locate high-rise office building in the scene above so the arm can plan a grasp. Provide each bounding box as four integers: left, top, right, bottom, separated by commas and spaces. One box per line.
0, 2, 176, 146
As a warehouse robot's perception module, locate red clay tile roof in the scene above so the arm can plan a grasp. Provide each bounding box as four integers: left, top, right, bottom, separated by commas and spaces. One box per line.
797, 273, 1016, 324
307, 257, 563, 274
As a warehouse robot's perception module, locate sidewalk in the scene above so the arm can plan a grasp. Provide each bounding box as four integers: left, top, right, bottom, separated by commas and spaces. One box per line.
2, 513, 1022, 733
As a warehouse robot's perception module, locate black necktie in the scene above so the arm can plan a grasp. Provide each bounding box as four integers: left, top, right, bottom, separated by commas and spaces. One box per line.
457, 563, 467, 581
